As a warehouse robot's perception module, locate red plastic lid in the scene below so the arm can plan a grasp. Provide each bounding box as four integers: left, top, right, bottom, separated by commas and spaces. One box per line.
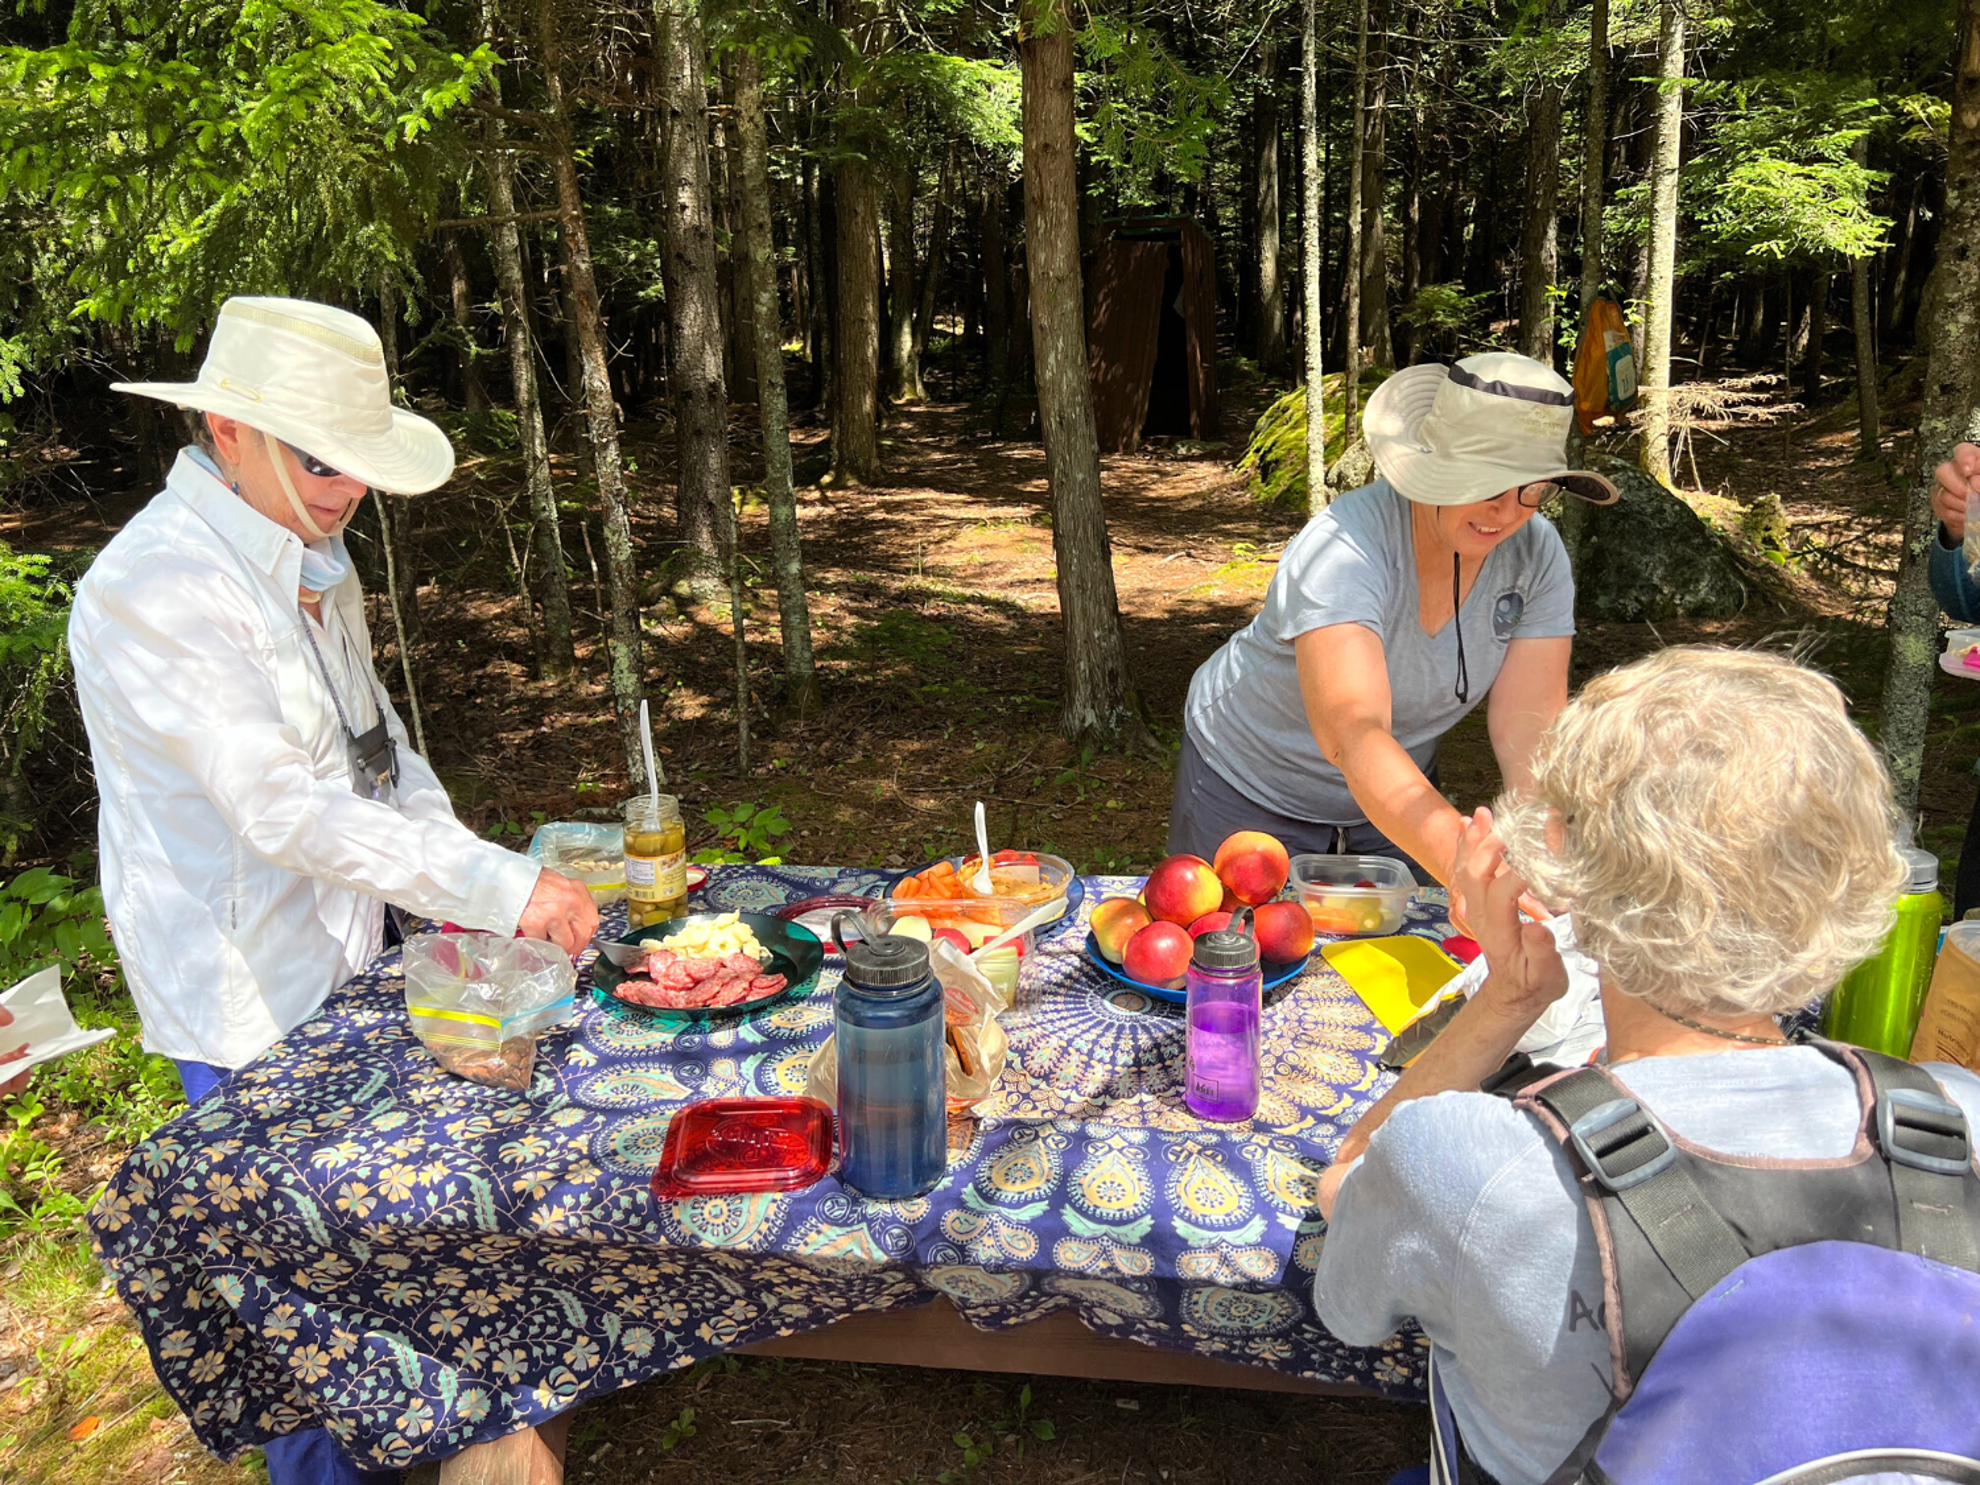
650, 1097, 835, 1200
1440, 935, 1483, 964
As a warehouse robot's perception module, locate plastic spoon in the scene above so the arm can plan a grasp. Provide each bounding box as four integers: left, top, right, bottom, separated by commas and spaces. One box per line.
639, 699, 661, 811
969, 899, 1060, 962
972, 802, 994, 894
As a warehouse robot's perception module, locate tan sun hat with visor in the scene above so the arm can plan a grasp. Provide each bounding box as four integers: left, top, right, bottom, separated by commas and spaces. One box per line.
111, 296, 454, 498
1363, 351, 1618, 507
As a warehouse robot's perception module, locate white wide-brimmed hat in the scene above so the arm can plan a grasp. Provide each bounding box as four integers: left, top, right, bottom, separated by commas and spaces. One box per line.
1363, 351, 1617, 507
112, 296, 454, 495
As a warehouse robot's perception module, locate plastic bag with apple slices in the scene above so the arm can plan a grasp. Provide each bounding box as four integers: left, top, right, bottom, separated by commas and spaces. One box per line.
807, 938, 1009, 1112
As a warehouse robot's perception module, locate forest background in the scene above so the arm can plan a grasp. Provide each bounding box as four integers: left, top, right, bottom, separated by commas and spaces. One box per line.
0, 0, 1976, 1478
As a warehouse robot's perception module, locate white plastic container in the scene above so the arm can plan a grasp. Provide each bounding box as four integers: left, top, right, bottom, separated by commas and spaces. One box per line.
1290, 854, 1414, 937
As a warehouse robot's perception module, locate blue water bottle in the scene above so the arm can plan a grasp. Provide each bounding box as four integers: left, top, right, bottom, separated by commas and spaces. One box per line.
832, 914, 947, 1199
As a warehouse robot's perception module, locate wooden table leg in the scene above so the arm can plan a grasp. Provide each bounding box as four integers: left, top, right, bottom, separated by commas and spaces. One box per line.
436, 1415, 572, 1485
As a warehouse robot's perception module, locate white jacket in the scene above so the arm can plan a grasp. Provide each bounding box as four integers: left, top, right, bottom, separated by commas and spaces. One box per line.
69, 450, 539, 1068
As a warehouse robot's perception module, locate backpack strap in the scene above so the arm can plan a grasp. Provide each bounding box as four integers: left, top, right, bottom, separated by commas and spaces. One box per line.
1526, 1067, 1752, 1301
1851, 1044, 1980, 1273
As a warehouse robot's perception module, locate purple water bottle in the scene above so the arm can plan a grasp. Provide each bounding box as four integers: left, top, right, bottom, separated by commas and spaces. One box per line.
1185, 906, 1263, 1121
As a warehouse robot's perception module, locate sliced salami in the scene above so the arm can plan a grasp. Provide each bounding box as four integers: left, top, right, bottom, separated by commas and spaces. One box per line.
613, 977, 668, 1007
712, 975, 758, 1007
748, 973, 787, 997
721, 951, 765, 976
679, 955, 722, 980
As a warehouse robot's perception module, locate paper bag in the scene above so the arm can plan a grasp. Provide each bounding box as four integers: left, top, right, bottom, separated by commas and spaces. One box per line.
0, 966, 117, 1071
1912, 924, 1980, 1073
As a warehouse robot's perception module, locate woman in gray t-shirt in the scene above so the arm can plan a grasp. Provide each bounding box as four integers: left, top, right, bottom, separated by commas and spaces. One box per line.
1171, 351, 1617, 888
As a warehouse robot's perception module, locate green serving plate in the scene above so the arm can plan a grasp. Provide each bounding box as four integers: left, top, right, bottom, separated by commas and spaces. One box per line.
588, 912, 824, 1027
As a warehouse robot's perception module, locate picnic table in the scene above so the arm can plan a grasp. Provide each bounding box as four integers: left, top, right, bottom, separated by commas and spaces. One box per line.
89, 865, 1446, 1473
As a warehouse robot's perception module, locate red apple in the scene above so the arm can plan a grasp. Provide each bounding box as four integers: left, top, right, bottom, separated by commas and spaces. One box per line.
1143, 854, 1225, 927
1254, 900, 1316, 964
1213, 830, 1291, 906
1219, 884, 1241, 913
1122, 921, 1193, 990
932, 927, 973, 955
1188, 910, 1234, 938
1089, 896, 1154, 965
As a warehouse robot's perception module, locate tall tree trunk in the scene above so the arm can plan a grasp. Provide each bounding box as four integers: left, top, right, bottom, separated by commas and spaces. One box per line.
1343, 0, 1369, 435
734, 47, 821, 717
375, 275, 423, 649
913, 151, 955, 396
1359, 0, 1393, 371
539, 0, 645, 777
1300, 0, 1327, 512
1254, 35, 1287, 372
1883, 172, 1923, 341
833, 155, 883, 478
710, 87, 759, 407
886, 169, 920, 403
373, 280, 426, 753
1637, 0, 1686, 486
483, 140, 577, 678
1579, 0, 1609, 311
982, 164, 1012, 426
1802, 266, 1828, 404
804, 158, 833, 411
1019, 0, 1143, 744
1851, 143, 1882, 461
443, 230, 490, 412
831, 0, 884, 482
1884, 0, 1980, 817
370, 492, 429, 758
655, 0, 734, 602
1518, 74, 1564, 364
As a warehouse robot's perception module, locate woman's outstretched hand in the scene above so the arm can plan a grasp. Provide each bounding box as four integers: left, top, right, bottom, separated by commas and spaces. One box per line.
1451, 807, 1568, 1024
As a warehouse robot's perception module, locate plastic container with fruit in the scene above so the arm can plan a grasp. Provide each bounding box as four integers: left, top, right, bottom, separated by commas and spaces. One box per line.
1290, 854, 1414, 937
887, 851, 1077, 934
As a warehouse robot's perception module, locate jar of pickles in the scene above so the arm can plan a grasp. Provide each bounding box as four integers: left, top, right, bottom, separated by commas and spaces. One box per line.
624, 795, 687, 928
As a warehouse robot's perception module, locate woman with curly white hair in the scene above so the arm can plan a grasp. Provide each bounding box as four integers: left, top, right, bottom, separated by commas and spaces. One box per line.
1314, 646, 1980, 1485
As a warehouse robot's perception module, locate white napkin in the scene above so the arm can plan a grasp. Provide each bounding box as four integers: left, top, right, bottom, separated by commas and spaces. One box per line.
0, 966, 117, 1071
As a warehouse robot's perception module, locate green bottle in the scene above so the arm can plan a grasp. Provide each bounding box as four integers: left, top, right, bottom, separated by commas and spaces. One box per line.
1823, 847, 1943, 1058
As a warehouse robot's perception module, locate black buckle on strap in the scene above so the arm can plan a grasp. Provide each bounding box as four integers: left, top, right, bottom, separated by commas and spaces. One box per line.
1878, 1087, 1973, 1177
1569, 1098, 1678, 1192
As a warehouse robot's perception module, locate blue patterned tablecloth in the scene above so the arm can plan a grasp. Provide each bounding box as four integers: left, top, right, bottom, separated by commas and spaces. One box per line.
90, 867, 1446, 1470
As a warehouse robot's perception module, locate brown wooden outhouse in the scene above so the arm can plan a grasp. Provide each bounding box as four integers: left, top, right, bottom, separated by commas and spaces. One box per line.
1086, 218, 1220, 453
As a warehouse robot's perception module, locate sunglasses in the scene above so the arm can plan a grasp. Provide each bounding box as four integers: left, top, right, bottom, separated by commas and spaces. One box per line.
280, 440, 348, 481
1514, 482, 1562, 509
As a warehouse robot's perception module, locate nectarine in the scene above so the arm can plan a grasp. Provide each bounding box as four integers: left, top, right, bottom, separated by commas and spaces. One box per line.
1213, 831, 1291, 906
1123, 920, 1193, 989
1144, 854, 1225, 927
1254, 900, 1315, 963
1089, 896, 1153, 964
1188, 910, 1234, 938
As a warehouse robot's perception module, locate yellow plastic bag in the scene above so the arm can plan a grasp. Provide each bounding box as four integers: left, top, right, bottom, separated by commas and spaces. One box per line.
1323, 935, 1464, 1034
1572, 296, 1638, 434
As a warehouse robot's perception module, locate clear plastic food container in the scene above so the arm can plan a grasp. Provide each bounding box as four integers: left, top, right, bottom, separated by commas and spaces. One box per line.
886, 852, 1074, 932
527, 821, 626, 905
1290, 854, 1415, 937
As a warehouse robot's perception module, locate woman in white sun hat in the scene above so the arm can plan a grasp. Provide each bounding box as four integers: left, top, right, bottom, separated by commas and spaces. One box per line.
72, 298, 598, 1481
71, 303, 598, 1087
1172, 351, 1617, 897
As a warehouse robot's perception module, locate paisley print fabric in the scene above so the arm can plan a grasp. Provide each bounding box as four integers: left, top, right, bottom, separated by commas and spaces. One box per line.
90, 867, 1439, 1470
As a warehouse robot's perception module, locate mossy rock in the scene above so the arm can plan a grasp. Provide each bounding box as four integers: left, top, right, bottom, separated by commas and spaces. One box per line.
1238, 368, 1394, 508
1549, 454, 1748, 622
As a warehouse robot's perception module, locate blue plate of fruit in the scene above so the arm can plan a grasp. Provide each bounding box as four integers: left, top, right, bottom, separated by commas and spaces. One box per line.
1081, 931, 1310, 1006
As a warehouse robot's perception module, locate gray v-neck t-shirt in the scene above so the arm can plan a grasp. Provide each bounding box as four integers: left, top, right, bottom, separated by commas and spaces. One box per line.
1182, 480, 1575, 824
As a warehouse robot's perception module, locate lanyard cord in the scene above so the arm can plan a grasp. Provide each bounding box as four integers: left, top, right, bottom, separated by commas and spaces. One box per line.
1452, 552, 1470, 704
296, 603, 381, 740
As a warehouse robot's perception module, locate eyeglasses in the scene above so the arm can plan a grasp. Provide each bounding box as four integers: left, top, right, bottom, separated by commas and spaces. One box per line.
280, 440, 348, 481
